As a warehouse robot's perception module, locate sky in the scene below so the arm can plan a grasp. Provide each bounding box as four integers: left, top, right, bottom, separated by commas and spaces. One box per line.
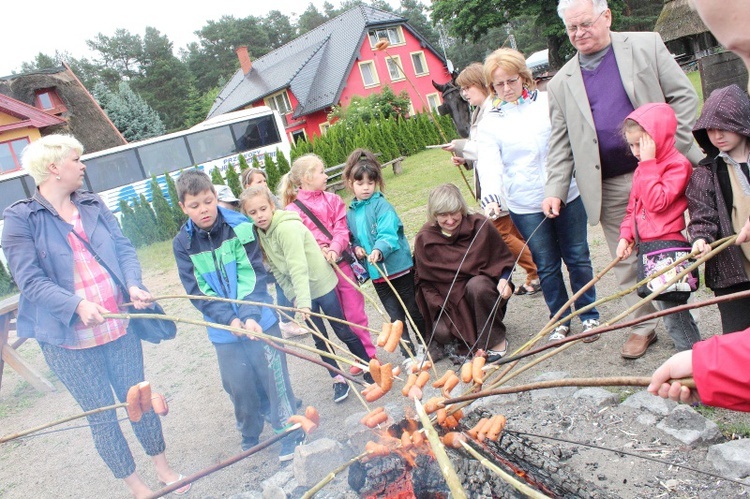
2, 0, 397, 76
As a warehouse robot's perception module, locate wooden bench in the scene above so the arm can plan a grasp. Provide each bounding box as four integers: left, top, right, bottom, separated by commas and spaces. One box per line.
324, 155, 405, 192
0, 294, 55, 394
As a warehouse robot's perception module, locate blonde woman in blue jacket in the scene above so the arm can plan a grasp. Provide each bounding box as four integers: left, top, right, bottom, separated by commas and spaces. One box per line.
343, 148, 426, 368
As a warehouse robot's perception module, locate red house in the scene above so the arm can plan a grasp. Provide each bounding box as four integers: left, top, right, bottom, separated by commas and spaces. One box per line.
207, 5, 452, 143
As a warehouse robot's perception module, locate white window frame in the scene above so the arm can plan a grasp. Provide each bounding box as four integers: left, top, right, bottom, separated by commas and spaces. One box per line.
289, 128, 307, 144
407, 100, 416, 117
264, 90, 293, 115
319, 122, 331, 135
368, 26, 405, 48
385, 56, 405, 82
358, 60, 380, 88
410, 51, 429, 77
426, 93, 441, 113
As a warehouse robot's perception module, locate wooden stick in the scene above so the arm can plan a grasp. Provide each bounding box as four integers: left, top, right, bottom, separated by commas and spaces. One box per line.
301, 451, 369, 498
444, 376, 696, 405
332, 263, 388, 321
144, 424, 301, 498
414, 398, 467, 498
0, 401, 128, 444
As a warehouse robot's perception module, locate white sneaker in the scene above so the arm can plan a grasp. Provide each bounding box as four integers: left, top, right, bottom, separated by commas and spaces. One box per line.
581, 319, 601, 343
547, 325, 569, 342
280, 321, 309, 339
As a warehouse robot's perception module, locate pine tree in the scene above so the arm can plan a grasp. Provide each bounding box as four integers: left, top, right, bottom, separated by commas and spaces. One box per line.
94, 82, 166, 142
0, 260, 16, 295
251, 154, 263, 172
119, 199, 143, 247
150, 176, 178, 240
210, 166, 224, 185
264, 152, 281, 193
225, 164, 242, 197
165, 172, 187, 228
275, 148, 290, 175
135, 194, 161, 246
237, 153, 250, 172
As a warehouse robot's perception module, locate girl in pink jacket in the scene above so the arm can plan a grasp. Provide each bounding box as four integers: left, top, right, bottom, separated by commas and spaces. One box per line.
279, 154, 375, 372
616, 103, 702, 352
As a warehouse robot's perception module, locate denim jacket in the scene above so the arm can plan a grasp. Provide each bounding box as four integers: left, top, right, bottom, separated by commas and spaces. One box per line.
1, 190, 144, 346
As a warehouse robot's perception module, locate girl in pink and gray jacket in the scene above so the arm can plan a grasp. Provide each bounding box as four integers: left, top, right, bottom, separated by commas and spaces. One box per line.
279, 154, 375, 372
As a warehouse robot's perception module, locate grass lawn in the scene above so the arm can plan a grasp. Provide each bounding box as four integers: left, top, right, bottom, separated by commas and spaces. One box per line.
687, 70, 704, 112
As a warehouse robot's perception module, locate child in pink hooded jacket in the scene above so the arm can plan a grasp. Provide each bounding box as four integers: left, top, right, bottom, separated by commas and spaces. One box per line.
616, 103, 702, 352
278, 154, 376, 372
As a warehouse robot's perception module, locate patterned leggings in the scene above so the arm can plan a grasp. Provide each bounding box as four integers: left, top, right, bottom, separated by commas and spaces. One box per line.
40, 333, 165, 479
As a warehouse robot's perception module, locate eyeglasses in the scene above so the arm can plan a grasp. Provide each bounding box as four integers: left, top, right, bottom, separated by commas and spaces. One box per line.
565, 10, 605, 35
491, 76, 520, 90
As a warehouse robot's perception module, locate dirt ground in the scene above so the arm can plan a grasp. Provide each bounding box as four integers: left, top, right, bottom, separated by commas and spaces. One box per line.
1, 223, 749, 498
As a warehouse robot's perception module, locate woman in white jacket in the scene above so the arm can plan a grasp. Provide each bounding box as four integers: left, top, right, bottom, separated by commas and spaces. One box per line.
444, 63, 540, 296
477, 48, 600, 342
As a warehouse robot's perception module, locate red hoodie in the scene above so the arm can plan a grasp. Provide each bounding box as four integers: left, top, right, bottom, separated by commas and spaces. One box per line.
619, 103, 692, 243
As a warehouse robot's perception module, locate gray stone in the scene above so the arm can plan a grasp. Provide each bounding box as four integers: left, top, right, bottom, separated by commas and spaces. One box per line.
656, 404, 722, 446
227, 492, 263, 499
573, 387, 619, 407
621, 389, 676, 416
530, 371, 576, 401
293, 438, 346, 487
473, 392, 518, 409
262, 485, 286, 499
636, 413, 658, 427
262, 468, 293, 490
708, 439, 750, 479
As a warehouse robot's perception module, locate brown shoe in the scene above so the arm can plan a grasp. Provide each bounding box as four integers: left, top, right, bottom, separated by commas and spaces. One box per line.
621, 332, 657, 359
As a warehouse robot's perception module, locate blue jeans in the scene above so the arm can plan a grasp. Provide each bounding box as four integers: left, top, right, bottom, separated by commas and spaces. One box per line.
654, 300, 701, 351
510, 197, 599, 327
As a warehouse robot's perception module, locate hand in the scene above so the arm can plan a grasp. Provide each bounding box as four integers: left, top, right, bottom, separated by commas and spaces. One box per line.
229, 317, 244, 337
542, 197, 562, 218
299, 307, 311, 322
243, 318, 262, 339
442, 142, 456, 152
354, 246, 367, 259
616, 238, 633, 259
647, 350, 700, 405
128, 286, 154, 310
692, 239, 710, 257
483, 202, 501, 219
497, 279, 513, 300
76, 300, 108, 327
737, 217, 750, 244
325, 249, 339, 264
451, 156, 466, 167
639, 134, 656, 161
368, 249, 383, 264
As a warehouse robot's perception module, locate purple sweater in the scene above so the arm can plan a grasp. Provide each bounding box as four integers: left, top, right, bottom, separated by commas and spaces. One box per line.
582, 46, 638, 179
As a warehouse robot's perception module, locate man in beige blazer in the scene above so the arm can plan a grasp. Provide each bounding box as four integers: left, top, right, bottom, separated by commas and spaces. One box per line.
542, 0, 701, 359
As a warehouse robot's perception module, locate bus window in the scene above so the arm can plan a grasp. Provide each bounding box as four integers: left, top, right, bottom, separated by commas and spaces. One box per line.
85, 150, 143, 192
232, 115, 281, 150
186, 127, 236, 164
139, 137, 193, 176
0, 176, 32, 214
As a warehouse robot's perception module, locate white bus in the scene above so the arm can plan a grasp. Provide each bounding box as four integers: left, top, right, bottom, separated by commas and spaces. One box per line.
0, 106, 290, 218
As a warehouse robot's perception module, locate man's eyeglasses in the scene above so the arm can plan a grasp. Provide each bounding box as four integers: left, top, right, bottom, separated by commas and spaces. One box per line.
491, 76, 520, 90
565, 10, 605, 35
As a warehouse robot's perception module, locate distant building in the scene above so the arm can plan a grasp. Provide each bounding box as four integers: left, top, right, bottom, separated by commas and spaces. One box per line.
208, 5, 452, 143
655, 0, 717, 64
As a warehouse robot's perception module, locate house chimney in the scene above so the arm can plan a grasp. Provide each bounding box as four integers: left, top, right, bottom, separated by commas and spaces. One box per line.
236, 46, 252, 75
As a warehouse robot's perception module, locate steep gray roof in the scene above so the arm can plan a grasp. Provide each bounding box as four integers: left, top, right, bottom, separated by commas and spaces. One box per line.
208, 5, 438, 119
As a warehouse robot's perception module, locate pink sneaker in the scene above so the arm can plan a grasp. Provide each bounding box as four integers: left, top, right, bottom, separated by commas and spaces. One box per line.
279, 321, 309, 339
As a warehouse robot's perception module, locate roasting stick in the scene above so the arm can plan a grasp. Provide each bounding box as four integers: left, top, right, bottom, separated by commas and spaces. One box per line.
301, 451, 369, 499
332, 263, 389, 320
414, 398, 467, 498
145, 424, 302, 499
103, 313, 365, 386
372, 261, 439, 378
443, 376, 695, 405
0, 402, 130, 444
459, 440, 551, 499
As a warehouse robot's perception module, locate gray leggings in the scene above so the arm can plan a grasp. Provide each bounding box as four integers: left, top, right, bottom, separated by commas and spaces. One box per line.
40, 332, 165, 479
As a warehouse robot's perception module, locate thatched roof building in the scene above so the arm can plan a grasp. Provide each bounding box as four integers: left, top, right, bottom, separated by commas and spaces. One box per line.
0, 65, 125, 153
654, 0, 717, 62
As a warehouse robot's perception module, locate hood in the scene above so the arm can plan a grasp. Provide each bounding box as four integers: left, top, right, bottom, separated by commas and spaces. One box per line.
626, 103, 678, 163
350, 191, 383, 209
265, 208, 303, 236
693, 84, 750, 158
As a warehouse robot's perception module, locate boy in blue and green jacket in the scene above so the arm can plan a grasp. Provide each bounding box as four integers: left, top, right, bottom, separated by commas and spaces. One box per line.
172, 169, 302, 461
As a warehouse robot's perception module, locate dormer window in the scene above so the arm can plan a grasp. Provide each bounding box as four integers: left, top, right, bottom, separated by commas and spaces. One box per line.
368, 26, 405, 48
264, 90, 292, 115
34, 88, 67, 114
